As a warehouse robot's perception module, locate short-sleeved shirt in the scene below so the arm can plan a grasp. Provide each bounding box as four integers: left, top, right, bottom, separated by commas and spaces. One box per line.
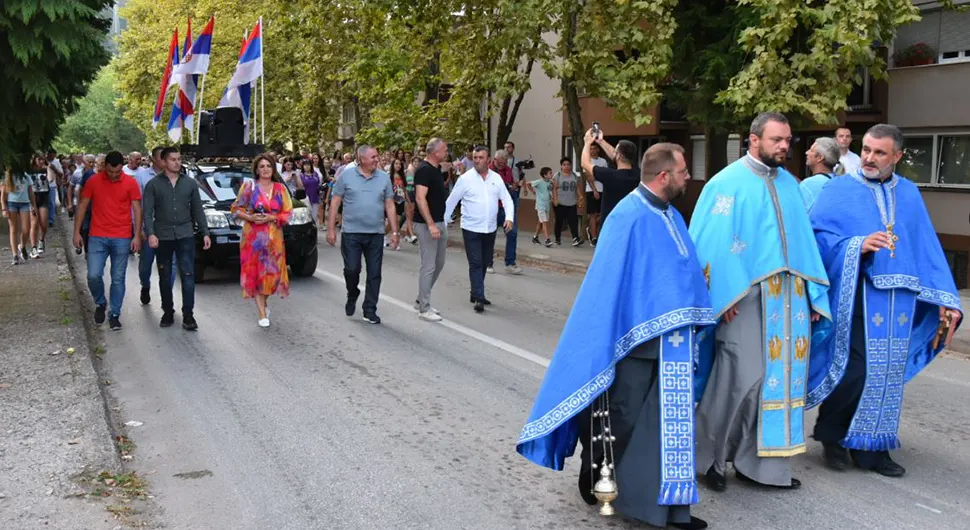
331, 167, 392, 234
593, 166, 640, 221
586, 157, 608, 192
3, 173, 33, 203
553, 171, 580, 207
81, 172, 142, 239
530, 179, 553, 212
30, 172, 50, 193
413, 160, 446, 223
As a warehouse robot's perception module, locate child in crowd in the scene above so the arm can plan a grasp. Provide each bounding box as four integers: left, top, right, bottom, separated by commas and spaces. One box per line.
527, 167, 554, 248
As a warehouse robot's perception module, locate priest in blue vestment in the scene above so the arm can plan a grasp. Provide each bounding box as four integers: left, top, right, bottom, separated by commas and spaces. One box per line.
808, 123, 963, 477
517, 140, 714, 530
690, 112, 833, 492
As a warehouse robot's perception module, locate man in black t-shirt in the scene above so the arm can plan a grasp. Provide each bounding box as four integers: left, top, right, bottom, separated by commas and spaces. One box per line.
581, 130, 641, 228
413, 137, 450, 322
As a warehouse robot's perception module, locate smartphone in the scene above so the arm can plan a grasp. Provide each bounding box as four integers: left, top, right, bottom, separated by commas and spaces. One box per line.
592, 122, 601, 139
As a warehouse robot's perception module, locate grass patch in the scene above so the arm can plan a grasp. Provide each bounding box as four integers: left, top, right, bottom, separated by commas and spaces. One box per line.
60, 290, 70, 301
60, 316, 73, 326
93, 344, 106, 357
115, 435, 135, 458
98, 471, 148, 499
106, 504, 134, 518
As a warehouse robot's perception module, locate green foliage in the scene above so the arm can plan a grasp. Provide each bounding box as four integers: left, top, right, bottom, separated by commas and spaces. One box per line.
717, 0, 920, 126
54, 66, 146, 154
0, 0, 111, 172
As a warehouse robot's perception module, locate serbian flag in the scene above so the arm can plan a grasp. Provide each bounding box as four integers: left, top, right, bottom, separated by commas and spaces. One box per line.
152, 28, 178, 129
172, 16, 214, 77
218, 20, 262, 143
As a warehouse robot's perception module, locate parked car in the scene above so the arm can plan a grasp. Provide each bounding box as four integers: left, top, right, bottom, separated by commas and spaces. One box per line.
190, 164, 318, 282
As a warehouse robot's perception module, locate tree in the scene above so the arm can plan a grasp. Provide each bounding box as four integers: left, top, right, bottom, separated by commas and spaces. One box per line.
717, 0, 920, 126
54, 65, 146, 154
0, 0, 111, 172
539, 0, 677, 162
115, 0, 339, 152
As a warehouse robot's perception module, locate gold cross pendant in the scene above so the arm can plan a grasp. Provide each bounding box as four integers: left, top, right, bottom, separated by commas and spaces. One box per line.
886, 224, 900, 258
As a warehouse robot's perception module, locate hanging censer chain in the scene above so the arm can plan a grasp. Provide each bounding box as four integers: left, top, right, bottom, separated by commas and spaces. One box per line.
590, 393, 618, 516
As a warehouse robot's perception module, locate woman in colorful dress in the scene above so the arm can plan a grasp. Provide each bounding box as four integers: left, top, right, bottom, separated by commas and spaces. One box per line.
230, 154, 293, 327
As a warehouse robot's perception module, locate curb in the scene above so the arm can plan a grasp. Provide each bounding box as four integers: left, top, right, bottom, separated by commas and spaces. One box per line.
444, 237, 590, 274
56, 215, 127, 467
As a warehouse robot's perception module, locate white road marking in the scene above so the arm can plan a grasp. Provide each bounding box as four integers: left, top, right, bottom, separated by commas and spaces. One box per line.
914, 503, 943, 515
314, 268, 551, 368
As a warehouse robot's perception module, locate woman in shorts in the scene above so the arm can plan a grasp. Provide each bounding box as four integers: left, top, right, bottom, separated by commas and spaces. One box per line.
29, 155, 51, 258
1, 168, 37, 264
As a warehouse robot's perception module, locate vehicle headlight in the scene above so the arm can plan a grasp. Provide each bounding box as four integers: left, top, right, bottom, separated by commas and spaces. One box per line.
206, 211, 229, 229
289, 207, 313, 225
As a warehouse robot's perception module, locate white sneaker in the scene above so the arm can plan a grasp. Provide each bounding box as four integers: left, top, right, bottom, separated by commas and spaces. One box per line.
486, 266, 495, 274
419, 311, 442, 322
38, 240, 45, 253
505, 265, 523, 275
258, 317, 270, 328
29, 247, 39, 259
413, 301, 440, 314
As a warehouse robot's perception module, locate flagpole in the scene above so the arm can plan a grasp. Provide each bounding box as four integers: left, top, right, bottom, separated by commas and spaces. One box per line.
196, 73, 207, 141
259, 17, 265, 145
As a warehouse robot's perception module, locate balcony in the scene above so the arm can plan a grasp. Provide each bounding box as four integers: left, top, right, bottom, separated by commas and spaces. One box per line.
888, 60, 970, 128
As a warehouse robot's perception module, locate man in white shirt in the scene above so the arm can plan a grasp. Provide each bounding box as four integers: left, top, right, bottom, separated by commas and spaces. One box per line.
444, 146, 514, 314
835, 127, 862, 175
46, 150, 63, 224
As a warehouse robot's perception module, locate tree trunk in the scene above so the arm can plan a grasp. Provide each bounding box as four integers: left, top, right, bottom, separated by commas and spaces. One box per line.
561, 4, 584, 162
496, 95, 512, 147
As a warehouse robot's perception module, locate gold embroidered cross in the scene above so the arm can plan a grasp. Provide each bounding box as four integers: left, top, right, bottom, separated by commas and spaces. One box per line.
886, 224, 899, 258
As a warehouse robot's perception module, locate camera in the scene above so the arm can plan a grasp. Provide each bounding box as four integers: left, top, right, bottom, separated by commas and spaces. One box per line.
515, 157, 535, 171
592, 122, 601, 139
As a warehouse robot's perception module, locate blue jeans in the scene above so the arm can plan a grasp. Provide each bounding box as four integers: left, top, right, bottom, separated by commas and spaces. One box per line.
139, 244, 176, 290
48, 187, 57, 225
494, 192, 518, 267
340, 233, 384, 314
86, 236, 131, 317
156, 237, 196, 315
462, 229, 496, 300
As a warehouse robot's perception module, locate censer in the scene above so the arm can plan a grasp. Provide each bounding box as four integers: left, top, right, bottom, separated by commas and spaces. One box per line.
589, 393, 618, 516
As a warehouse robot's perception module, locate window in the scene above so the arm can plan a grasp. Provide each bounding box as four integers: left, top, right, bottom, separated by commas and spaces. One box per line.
691, 136, 706, 181
900, 133, 970, 187
898, 136, 934, 184
937, 135, 970, 185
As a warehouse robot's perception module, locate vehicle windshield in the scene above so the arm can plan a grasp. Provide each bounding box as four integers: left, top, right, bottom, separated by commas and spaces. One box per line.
198, 169, 253, 202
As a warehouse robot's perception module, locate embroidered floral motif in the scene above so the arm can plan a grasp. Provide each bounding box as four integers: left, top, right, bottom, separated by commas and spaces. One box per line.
794, 277, 805, 297
703, 262, 711, 287
711, 195, 735, 216
730, 235, 747, 255
767, 274, 784, 298
795, 337, 809, 361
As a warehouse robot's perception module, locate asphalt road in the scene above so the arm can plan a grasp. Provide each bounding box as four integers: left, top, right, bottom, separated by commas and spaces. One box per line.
90, 235, 970, 530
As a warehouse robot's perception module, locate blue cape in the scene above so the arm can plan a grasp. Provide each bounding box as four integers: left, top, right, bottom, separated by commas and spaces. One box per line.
806, 171, 963, 407
689, 157, 832, 400
516, 189, 715, 470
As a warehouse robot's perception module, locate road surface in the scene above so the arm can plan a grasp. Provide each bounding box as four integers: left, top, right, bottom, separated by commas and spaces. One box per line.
85, 235, 970, 529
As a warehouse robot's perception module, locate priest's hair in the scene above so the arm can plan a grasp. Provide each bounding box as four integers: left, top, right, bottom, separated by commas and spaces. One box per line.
865, 123, 905, 152
750, 112, 789, 137
640, 143, 685, 183
812, 137, 840, 169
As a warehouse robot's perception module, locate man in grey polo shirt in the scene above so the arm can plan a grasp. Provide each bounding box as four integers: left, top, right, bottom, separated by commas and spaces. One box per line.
327, 145, 398, 324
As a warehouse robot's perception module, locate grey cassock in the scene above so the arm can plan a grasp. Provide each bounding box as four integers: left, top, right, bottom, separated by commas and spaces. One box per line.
579, 338, 692, 527
694, 284, 793, 486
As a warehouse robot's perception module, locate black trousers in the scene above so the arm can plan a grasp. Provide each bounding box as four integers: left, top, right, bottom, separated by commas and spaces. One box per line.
462, 229, 495, 300
813, 302, 888, 469
340, 233, 384, 314
554, 204, 579, 242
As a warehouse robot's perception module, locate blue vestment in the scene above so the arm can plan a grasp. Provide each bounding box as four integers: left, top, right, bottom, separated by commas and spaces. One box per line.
807, 171, 961, 450
799, 172, 835, 212
690, 156, 833, 458
517, 187, 714, 505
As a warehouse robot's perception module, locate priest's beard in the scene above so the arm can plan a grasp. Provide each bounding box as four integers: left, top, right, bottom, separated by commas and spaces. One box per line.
861, 162, 893, 181
757, 146, 787, 168
664, 180, 686, 200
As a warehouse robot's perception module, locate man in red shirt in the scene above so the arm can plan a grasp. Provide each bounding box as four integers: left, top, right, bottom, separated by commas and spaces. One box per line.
487, 149, 522, 275
73, 151, 143, 331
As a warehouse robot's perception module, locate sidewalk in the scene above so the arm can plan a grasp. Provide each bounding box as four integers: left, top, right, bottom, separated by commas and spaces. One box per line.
444, 223, 594, 273
0, 216, 148, 528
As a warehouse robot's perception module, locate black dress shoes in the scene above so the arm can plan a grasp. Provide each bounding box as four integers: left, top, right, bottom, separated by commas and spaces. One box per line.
823, 443, 850, 471
671, 516, 709, 530
469, 295, 492, 305
705, 466, 726, 492
474, 301, 485, 313
736, 470, 801, 489
873, 456, 906, 477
